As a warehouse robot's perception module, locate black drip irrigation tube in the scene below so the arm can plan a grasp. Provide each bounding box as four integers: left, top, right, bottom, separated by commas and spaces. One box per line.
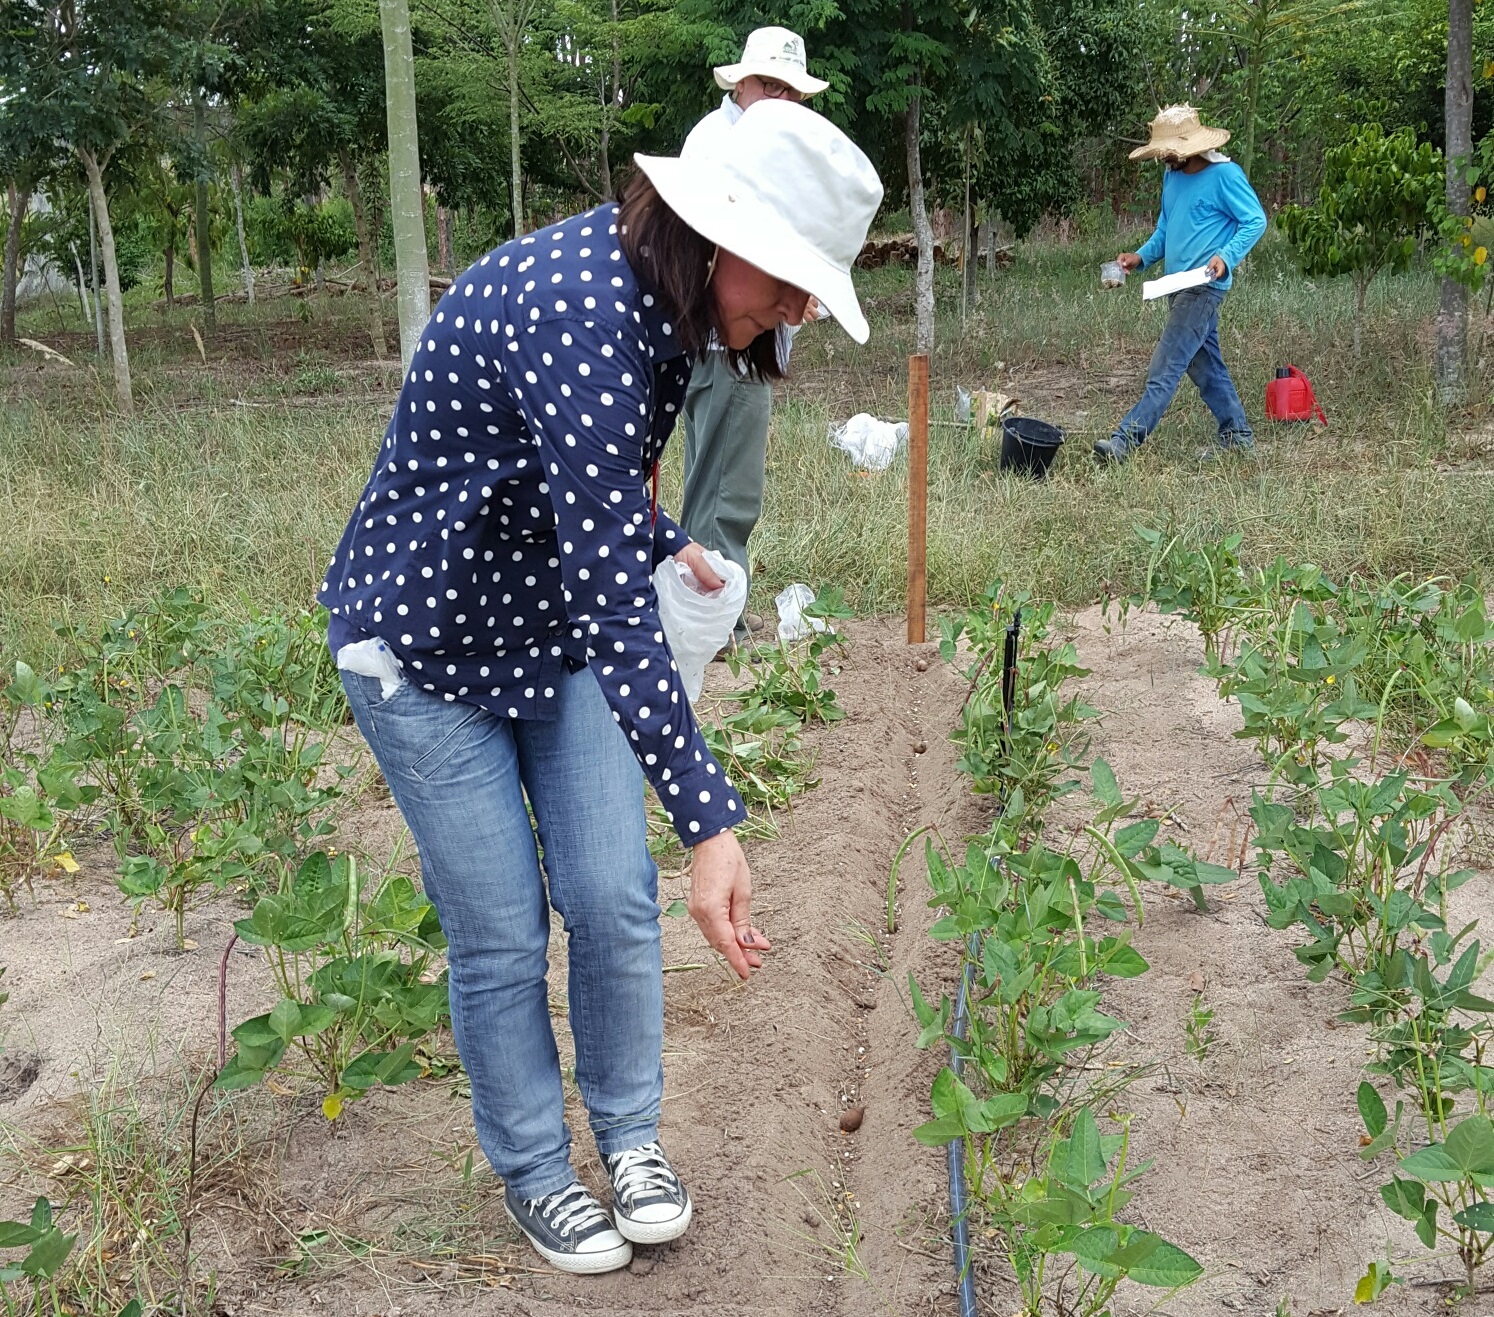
945, 607, 1021, 1317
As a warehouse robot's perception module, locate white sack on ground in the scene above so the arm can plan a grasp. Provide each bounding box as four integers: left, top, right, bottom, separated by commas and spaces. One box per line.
776, 582, 833, 644
829, 413, 908, 471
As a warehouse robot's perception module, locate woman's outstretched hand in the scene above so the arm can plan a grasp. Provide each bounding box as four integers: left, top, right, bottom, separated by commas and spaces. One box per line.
688, 830, 771, 980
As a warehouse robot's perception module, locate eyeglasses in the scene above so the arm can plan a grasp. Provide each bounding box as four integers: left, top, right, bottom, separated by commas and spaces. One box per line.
758, 77, 794, 99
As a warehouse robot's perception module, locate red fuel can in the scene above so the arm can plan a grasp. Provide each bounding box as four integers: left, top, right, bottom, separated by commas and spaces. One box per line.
1266, 365, 1327, 424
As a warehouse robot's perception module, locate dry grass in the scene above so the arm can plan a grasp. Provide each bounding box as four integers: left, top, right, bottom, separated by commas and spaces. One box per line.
2, 229, 1490, 670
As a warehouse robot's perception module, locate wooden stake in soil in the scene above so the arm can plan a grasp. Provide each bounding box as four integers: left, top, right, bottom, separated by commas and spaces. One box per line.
907, 353, 930, 644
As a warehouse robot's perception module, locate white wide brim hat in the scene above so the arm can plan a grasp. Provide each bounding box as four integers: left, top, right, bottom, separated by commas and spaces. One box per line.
713, 25, 829, 97
635, 100, 883, 344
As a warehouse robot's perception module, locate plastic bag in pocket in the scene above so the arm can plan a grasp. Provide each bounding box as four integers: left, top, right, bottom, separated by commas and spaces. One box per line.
653, 549, 748, 701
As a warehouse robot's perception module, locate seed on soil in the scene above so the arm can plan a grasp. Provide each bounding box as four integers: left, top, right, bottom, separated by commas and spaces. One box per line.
913, 740, 927, 753
839, 1106, 865, 1133
915, 658, 928, 671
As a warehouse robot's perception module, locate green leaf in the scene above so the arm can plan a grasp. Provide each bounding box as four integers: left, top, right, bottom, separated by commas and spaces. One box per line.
1453, 1201, 1494, 1233
1100, 943, 1149, 979
0, 1222, 42, 1248
1113, 819, 1159, 858
663, 899, 687, 918
1091, 758, 1121, 807
1446, 1116, 1494, 1175
1061, 1108, 1106, 1190
269, 997, 302, 1043
1124, 1236, 1203, 1288
1398, 1142, 1463, 1181
21, 1228, 75, 1279
1358, 1082, 1387, 1138
213, 1055, 268, 1090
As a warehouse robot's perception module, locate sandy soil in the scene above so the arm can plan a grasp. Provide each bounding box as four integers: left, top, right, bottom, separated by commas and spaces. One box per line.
3, 613, 1493, 1316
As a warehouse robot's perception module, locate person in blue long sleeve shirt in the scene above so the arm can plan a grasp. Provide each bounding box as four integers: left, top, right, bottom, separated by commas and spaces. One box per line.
319, 101, 882, 1275
1095, 105, 1268, 464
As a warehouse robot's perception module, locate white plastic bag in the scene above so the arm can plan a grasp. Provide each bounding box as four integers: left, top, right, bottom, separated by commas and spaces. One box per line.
775, 582, 833, 644
653, 549, 748, 701
829, 413, 908, 472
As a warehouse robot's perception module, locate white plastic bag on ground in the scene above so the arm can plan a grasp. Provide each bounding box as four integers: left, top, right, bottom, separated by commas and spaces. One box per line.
653, 549, 747, 701
775, 583, 833, 644
829, 413, 908, 471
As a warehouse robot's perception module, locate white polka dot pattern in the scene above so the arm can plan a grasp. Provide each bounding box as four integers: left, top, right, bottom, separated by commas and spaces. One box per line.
320, 204, 746, 844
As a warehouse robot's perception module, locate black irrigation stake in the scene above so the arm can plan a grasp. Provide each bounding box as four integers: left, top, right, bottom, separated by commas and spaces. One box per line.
1002, 607, 1022, 741
945, 608, 1020, 1317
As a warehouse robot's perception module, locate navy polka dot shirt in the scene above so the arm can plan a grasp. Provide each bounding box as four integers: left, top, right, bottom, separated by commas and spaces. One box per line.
321, 203, 747, 844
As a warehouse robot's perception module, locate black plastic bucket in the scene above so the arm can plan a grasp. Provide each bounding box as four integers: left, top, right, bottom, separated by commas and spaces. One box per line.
999, 416, 1065, 479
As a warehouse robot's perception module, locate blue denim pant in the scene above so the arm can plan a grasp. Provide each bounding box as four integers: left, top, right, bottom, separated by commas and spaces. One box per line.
342, 664, 663, 1200
1112, 285, 1253, 450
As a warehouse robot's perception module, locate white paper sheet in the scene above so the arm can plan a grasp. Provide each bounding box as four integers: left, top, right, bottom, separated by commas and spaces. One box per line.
1142, 265, 1215, 301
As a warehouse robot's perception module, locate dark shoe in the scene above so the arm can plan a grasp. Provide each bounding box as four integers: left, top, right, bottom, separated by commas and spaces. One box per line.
504, 1181, 631, 1274
1198, 434, 1256, 462
1093, 435, 1132, 464
604, 1142, 693, 1245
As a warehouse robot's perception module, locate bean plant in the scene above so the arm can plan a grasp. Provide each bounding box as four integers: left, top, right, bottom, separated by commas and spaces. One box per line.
35, 591, 353, 944
1250, 766, 1470, 986
1134, 531, 1494, 1302
218, 850, 450, 1120
0, 1198, 76, 1316
1, 662, 97, 909
941, 584, 1096, 828
727, 586, 853, 724
910, 588, 1206, 1313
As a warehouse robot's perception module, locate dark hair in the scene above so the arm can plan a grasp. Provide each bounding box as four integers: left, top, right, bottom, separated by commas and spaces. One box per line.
616, 173, 785, 381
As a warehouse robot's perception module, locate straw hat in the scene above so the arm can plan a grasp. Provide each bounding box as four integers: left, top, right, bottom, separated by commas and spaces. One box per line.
713, 26, 829, 97
634, 100, 883, 343
1129, 104, 1231, 161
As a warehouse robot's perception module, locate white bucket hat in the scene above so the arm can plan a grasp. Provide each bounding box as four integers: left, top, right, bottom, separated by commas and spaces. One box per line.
634, 100, 883, 344
713, 26, 829, 97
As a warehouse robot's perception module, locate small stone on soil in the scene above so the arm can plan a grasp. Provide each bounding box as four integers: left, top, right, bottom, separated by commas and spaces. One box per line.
915, 658, 928, 671
913, 741, 927, 754
628, 1255, 657, 1277
839, 1106, 865, 1133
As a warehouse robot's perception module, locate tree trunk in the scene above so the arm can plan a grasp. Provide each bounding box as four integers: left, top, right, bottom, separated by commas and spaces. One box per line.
70, 241, 92, 324
164, 237, 176, 309
88, 190, 106, 356
379, 0, 433, 368
436, 204, 453, 274
193, 91, 215, 332
962, 128, 975, 321
598, 0, 619, 199
1435, 0, 1474, 403
78, 147, 133, 415
230, 161, 254, 305
507, 35, 524, 237
979, 215, 993, 282
2, 181, 29, 344
340, 148, 387, 360
1354, 277, 1368, 357
906, 86, 934, 354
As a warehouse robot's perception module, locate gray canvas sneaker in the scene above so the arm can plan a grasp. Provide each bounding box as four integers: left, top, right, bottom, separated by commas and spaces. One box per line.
504, 1181, 631, 1274
604, 1142, 693, 1244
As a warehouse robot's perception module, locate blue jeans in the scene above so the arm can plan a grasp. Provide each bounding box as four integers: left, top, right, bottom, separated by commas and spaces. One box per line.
1112, 285, 1253, 450
342, 664, 663, 1200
